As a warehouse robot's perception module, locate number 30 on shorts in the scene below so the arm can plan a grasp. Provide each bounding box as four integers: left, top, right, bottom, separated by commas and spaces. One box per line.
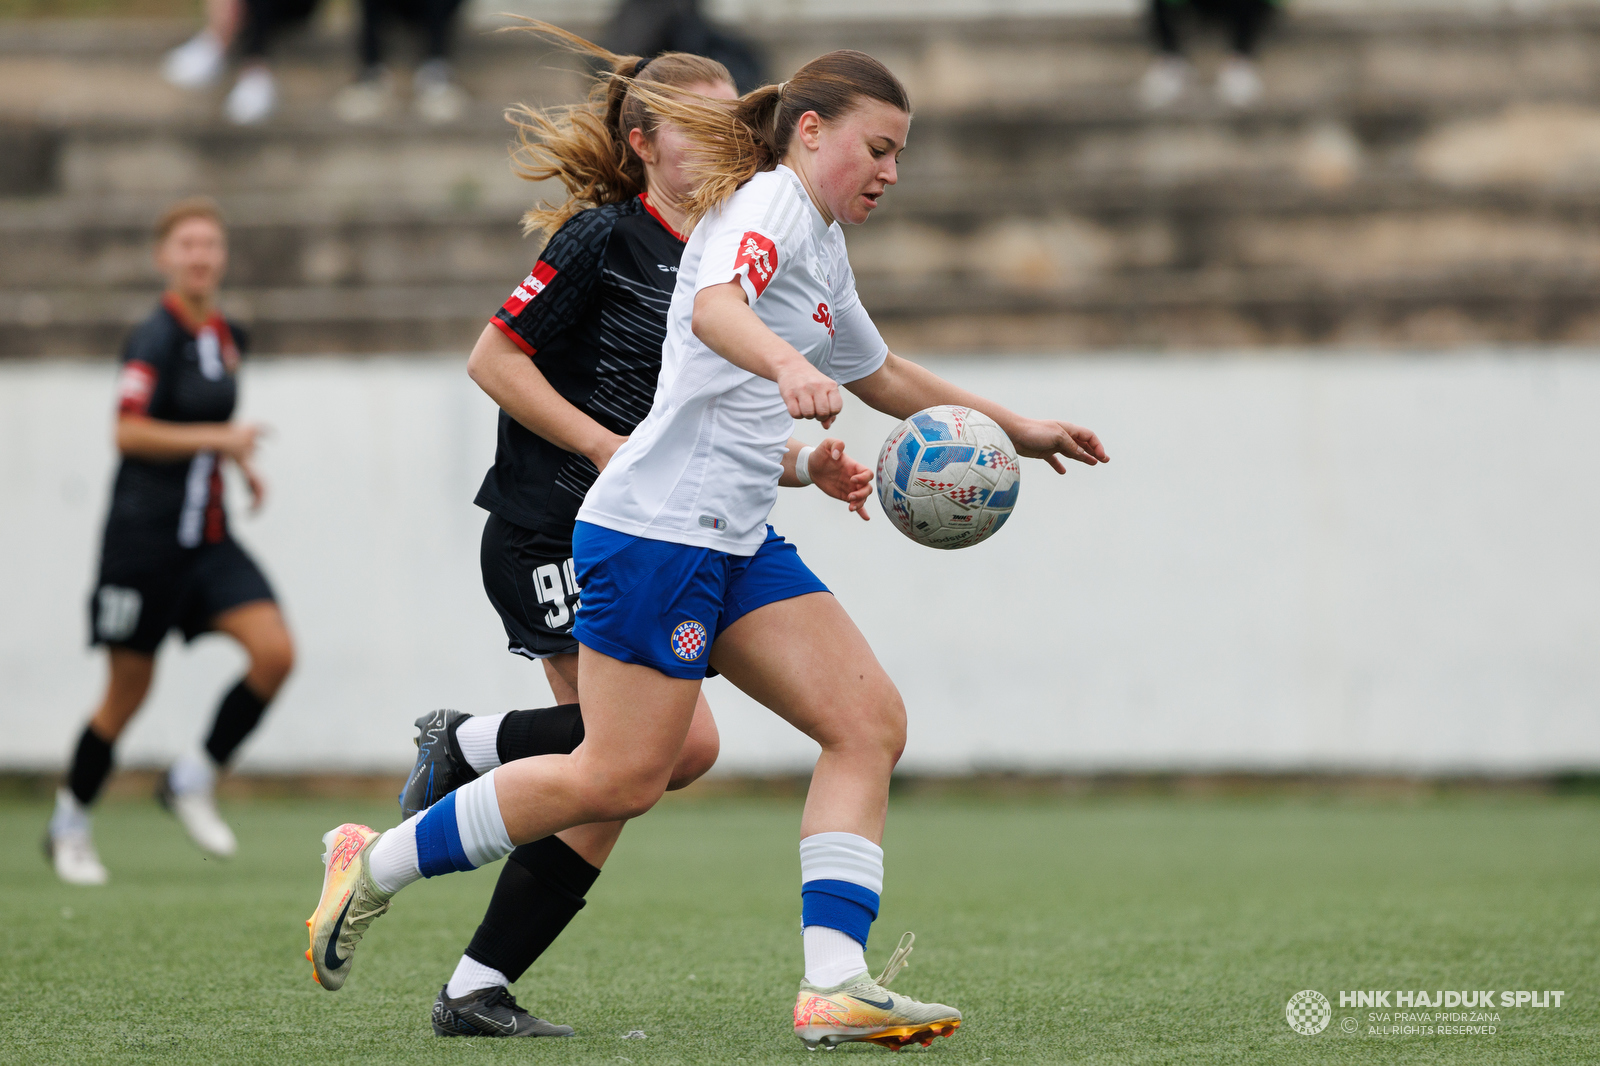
532, 558, 580, 628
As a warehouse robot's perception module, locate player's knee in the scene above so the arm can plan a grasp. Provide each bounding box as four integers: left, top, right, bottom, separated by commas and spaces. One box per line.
666, 727, 719, 791
249, 631, 295, 692
579, 766, 668, 821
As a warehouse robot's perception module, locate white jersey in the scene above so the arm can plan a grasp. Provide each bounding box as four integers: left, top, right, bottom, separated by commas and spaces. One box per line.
578, 166, 889, 555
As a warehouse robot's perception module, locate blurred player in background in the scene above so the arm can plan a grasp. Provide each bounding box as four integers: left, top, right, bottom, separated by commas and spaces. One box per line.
46, 198, 294, 885
305, 46, 1104, 1050
380, 26, 873, 1036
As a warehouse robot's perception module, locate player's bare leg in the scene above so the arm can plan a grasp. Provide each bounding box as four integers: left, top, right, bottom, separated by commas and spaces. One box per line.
710, 592, 962, 1050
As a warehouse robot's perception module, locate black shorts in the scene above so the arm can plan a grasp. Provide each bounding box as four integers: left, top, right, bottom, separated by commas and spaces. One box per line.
89, 536, 276, 655
480, 512, 580, 660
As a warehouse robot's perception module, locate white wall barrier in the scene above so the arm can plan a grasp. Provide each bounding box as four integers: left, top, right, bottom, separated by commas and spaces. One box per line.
3, 350, 1597, 775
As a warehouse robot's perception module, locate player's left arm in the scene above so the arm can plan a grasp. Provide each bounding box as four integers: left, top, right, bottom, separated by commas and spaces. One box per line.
845, 352, 1109, 472
780, 436, 872, 520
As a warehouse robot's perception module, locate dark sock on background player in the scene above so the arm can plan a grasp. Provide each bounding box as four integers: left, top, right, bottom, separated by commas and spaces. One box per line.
67, 724, 116, 807
204, 677, 271, 766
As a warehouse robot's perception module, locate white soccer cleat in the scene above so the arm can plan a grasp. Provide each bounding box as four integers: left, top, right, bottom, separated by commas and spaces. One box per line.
1216, 57, 1264, 108
160, 758, 237, 857
163, 30, 226, 89
333, 76, 393, 124
225, 66, 277, 125
45, 788, 109, 886
306, 823, 392, 991
1139, 56, 1192, 110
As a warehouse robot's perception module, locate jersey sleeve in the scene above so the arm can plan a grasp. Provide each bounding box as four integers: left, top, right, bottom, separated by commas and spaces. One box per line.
115, 319, 171, 416
491, 208, 614, 356
694, 199, 785, 306
824, 253, 888, 384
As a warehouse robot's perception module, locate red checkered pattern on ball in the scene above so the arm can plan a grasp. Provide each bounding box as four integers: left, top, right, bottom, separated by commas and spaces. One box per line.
670, 620, 708, 661
948, 485, 986, 507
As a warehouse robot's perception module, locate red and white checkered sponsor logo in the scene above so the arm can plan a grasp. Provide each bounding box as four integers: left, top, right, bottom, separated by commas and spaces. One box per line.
734, 231, 778, 297
501, 260, 558, 317
117, 360, 157, 414
670, 619, 708, 662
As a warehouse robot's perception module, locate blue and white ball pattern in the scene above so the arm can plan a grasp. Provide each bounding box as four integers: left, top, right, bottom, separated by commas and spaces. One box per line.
876, 405, 1021, 550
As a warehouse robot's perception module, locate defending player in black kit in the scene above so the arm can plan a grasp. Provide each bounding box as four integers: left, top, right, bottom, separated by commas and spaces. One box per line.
46, 198, 295, 885
385, 26, 872, 1037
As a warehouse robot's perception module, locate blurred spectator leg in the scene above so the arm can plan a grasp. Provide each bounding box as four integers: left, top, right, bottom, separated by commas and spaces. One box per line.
334, 0, 397, 124
412, 0, 469, 124
227, 0, 318, 125
163, 0, 241, 89
1139, 0, 1192, 110
1215, 0, 1271, 108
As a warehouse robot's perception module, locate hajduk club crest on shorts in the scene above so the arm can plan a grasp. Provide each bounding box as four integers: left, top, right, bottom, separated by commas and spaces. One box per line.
670, 620, 708, 662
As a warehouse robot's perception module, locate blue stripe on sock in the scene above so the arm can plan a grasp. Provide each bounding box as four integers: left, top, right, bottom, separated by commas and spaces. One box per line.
802, 879, 880, 947
416, 791, 474, 877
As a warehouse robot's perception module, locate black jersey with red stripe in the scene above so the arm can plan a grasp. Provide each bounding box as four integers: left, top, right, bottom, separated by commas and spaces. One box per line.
476, 194, 686, 537
102, 294, 247, 566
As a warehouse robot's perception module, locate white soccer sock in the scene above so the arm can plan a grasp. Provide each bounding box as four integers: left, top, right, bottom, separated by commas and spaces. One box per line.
445, 955, 511, 999
366, 769, 514, 894
804, 925, 869, 988
50, 787, 90, 837
800, 832, 884, 987
366, 815, 422, 895
167, 753, 216, 796
454, 713, 505, 775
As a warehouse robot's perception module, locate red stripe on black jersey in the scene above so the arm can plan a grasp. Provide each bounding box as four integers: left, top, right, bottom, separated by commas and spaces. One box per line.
501, 260, 559, 318
204, 460, 226, 544
117, 360, 157, 415
490, 315, 536, 356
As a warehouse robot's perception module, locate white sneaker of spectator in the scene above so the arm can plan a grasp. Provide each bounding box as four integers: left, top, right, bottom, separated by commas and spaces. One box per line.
226, 65, 278, 125
162, 754, 238, 857
1138, 56, 1191, 110
335, 70, 394, 124
1216, 56, 1263, 108
413, 60, 468, 124
163, 30, 227, 90
46, 788, 109, 886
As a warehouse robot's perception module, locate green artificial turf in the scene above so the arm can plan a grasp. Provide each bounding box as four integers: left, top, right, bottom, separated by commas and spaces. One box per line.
1, 794, 1595, 1064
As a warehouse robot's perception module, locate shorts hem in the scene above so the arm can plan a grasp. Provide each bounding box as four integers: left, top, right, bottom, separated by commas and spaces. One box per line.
723, 582, 831, 632
573, 628, 707, 681
509, 640, 579, 661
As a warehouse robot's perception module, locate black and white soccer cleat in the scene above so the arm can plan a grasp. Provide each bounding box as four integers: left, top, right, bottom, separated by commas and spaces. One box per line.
399, 710, 474, 820
431, 984, 574, 1038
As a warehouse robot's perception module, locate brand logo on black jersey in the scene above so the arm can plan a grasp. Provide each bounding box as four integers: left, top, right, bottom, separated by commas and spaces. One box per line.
657, 264, 679, 272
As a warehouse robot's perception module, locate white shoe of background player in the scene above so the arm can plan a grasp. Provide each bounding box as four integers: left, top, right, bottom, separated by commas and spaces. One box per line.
163, 31, 227, 90
1216, 56, 1264, 108
46, 788, 109, 886
160, 755, 238, 857
226, 65, 277, 125
1139, 56, 1191, 110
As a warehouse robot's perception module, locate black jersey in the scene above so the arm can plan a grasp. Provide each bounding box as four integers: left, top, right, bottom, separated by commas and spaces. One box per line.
102, 295, 247, 566
475, 194, 687, 536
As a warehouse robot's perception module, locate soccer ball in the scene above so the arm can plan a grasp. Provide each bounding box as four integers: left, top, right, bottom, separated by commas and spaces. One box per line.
876, 405, 1021, 549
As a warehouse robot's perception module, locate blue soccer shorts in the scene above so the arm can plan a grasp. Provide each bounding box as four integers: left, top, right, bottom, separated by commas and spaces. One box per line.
571, 522, 830, 680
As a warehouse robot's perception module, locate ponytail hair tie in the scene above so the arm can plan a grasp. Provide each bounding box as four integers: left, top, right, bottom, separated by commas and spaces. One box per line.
631, 57, 650, 78
776, 80, 788, 99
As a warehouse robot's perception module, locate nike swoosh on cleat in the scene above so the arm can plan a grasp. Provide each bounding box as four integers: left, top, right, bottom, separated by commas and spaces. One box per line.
853, 994, 895, 1010
465, 1010, 517, 1034
323, 895, 354, 971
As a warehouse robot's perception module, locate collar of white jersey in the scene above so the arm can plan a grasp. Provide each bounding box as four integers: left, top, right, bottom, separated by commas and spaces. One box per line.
775, 164, 833, 241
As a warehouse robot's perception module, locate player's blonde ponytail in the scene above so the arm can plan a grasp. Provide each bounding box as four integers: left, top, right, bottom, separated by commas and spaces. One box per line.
623, 50, 911, 226
502, 19, 734, 239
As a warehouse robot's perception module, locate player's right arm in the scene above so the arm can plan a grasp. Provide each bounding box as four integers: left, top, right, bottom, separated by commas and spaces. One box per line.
112, 326, 259, 462
466, 325, 626, 473
468, 210, 625, 471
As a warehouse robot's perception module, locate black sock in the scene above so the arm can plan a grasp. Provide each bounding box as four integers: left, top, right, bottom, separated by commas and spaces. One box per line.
68, 725, 115, 806
463, 835, 601, 982
204, 679, 270, 767
495, 703, 584, 764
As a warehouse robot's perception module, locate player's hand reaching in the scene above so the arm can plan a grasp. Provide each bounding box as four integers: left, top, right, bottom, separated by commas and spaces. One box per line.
237, 456, 267, 513
778, 359, 842, 429
807, 437, 873, 521
220, 421, 264, 462
1010, 418, 1109, 473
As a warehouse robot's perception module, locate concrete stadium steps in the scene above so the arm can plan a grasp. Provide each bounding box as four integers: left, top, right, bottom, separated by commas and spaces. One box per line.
7, 10, 1600, 353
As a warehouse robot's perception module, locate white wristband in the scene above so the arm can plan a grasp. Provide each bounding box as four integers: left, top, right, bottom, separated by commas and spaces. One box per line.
795, 445, 815, 486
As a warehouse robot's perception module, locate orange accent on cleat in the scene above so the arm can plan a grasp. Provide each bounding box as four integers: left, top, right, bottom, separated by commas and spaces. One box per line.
313, 971, 321, 985
305, 949, 312, 961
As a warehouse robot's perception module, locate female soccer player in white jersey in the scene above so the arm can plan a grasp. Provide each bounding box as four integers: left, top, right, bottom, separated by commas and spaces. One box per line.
380, 27, 873, 1037
307, 49, 1107, 1050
